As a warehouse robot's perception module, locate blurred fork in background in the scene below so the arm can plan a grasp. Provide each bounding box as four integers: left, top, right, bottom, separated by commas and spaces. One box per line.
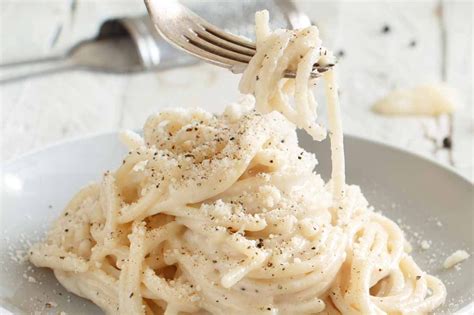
0, 0, 310, 84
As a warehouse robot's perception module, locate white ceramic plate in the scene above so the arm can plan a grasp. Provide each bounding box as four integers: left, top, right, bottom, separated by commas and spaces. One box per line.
1, 132, 472, 314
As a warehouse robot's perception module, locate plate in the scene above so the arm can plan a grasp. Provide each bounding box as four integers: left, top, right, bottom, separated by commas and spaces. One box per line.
1, 132, 472, 314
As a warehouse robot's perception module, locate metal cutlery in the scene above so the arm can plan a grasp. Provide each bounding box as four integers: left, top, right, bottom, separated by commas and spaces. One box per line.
0, 16, 196, 84
145, 0, 333, 79
0, 0, 317, 84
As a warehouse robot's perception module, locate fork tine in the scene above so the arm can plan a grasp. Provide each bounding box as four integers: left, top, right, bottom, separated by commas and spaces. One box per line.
284, 66, 331, 79
184, 30, 251, 63
197, 20, 256, 50
194, 29, 255, 57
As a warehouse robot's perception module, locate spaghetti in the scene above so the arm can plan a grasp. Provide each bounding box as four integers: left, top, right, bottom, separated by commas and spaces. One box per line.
30, 10, 446, 315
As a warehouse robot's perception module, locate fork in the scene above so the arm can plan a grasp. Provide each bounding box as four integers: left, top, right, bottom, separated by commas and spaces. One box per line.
0, 16, 197, 84
144, 0, 334, 79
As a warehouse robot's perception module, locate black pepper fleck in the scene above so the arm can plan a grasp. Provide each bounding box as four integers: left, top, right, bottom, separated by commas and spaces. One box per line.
442, 137, 452, 149
381, 24, 391, 34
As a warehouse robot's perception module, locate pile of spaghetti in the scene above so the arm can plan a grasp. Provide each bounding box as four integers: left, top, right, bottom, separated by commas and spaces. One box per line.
30, 10, 446, 315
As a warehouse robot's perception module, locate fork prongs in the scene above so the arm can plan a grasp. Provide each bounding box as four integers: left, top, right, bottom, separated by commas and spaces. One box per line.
185, 26, 256, 65
186, 26, 334, 78
188, 18, 334, 77
284, 65, 331, 79
198, 18, 256, 51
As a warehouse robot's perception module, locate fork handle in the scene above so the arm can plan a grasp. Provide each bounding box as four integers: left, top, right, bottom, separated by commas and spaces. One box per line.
0, 55, 77, 84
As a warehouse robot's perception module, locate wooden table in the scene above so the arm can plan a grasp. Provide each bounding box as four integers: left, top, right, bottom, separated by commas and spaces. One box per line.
1, 0, 472, 181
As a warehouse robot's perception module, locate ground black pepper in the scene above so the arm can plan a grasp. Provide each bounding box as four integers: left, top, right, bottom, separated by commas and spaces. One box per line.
442, 137, 452, 149
381, 24, 391, 34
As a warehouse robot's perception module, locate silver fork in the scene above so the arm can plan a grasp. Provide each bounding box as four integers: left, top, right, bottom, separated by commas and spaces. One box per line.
144, 0, 334, 79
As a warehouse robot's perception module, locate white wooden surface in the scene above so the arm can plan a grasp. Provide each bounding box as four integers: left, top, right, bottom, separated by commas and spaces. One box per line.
1, 0, 472, 181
